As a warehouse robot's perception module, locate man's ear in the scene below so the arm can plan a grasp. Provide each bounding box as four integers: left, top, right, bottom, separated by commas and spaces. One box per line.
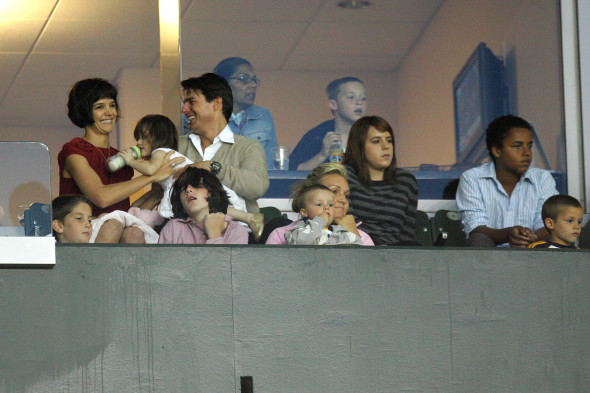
544, 217, 555, 230
52, 219, 65, 234
328, 98, 338, 112
491, 145, 502, 159
213, 97, 223, 112
300, 208, 309, 219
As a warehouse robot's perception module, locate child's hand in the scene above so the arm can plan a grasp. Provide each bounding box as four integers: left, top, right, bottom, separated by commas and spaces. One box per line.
119, 149, 136, 165
318, 211, 332, 226
204, 212, 227, 239
320, 132, 342, 158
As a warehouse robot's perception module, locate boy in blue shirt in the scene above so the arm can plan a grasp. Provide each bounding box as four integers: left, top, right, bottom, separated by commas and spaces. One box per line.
457, 115, 558, 247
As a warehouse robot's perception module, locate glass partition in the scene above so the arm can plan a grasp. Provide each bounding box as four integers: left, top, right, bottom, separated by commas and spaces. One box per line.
178, 0, 565, 199
0, 142, 52, 236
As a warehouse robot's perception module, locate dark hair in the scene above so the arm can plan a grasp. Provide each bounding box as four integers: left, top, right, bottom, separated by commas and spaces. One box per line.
67, 78, 120, 128
343, 116, 397, 187
291, 184, 331, 212
133, 114, 178, 152
213, 57, 252, 81
51, 195, 92, 236
542, 194, 583, 223
326, 76, 364, 100
485, 114, 532, 159
181, 73, 233, 122
170, 167, 229, 219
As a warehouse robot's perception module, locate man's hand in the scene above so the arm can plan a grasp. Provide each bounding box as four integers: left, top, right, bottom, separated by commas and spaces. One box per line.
507, 225, 536, 247
204, 212, 227, 239
173, 161, 211, 179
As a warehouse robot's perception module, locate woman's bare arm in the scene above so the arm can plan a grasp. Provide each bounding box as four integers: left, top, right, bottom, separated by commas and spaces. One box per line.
64, 151, 182, 209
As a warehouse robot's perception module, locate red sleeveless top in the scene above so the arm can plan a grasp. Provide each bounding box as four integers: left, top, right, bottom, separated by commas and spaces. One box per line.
58, 137, 134, 216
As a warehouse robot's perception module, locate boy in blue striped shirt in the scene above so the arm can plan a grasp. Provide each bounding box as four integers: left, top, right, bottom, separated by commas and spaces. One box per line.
456, 115, 558, 247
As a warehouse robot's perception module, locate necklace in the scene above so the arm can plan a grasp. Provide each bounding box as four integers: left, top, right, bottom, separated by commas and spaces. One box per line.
82, 137, 112, 162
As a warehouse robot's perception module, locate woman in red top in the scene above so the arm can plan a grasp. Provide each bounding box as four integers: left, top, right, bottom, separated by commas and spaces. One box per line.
58, 78, 182, 243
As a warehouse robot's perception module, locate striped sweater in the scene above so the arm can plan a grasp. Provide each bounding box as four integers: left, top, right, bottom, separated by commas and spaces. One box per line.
344, 164, 418, 246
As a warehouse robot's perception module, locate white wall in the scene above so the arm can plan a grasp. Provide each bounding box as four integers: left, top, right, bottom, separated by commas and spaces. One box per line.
576, 0, 590, 210
395, 0, 563, 169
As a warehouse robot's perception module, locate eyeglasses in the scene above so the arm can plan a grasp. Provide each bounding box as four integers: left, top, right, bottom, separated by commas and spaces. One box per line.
228, 74, 261, 86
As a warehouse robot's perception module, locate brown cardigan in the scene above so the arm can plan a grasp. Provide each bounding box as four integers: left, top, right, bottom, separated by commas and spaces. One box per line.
178, 134, 269, 213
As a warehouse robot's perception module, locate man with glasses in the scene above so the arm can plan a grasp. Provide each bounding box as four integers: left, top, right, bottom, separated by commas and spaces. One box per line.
214, 57, 279, 169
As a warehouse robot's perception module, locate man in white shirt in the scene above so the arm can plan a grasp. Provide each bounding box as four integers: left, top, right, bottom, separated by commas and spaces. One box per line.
177, 73, 269, 214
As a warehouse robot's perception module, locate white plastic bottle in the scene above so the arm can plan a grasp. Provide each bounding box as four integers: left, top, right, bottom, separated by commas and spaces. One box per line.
106, 146, 141, 172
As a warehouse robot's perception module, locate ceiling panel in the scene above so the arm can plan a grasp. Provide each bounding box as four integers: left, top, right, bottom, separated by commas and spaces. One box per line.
283, 54, 403, 72
181, 0, 324, 22
35, 18, 159, 54
52, 0, 159, 22
314, 0, 443, 22
294, 22, 424, 56
0, 20, 48, 53
0, 0, 57, 19
181, 21, 306, 57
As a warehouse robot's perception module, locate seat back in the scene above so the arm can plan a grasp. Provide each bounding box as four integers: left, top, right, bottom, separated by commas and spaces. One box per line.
578, 221, 590, 249
23, 203, 51, 237
415, 210, 433, 246
259, 206, 283, 224
431, 210, 466, 246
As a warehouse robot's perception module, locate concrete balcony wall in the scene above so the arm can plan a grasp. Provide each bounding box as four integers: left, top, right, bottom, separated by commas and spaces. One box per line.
1, 245, 589, 392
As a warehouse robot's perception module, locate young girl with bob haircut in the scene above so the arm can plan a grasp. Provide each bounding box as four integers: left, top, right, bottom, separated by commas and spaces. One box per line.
343, 116, 418, 246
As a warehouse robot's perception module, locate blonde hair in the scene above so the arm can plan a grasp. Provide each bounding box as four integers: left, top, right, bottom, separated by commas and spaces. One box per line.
290, 163, 348, 206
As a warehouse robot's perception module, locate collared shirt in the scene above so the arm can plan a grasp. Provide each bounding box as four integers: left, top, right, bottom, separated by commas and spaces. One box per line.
456, 161, 558, 236
230, 111, 244, 127
158, 215, 248, 244
188, 124, 235, 160
187, 125, 246, 213
227, 105, 278, 169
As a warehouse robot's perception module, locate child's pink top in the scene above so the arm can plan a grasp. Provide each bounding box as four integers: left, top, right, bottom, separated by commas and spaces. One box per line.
158, 216, 248, 244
